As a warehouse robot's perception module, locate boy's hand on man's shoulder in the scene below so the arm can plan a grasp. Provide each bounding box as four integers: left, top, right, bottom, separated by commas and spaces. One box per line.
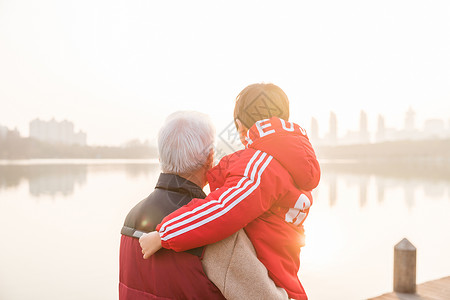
139, 231, 162, 259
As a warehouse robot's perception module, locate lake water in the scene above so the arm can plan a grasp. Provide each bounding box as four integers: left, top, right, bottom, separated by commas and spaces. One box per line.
0, 160, 449, 300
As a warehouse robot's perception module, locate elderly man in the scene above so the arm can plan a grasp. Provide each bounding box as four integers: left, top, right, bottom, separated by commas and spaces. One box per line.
119, 111, 287, 299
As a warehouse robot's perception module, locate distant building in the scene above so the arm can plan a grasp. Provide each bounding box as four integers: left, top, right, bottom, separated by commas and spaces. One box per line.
312, 107, 448, 146
0, 124, 7, 139
444, 119, 450, 139
359, 110, 370, 144
340, 131, 361, 145
29, 118, 87, 146
310, 117, 319, 145
341, 110, 371, 145
404, 106, 416, 132
424, 119, 445, 139
326, 111, 338, 145
376, 114, 386, 142
398, 107, 419, 140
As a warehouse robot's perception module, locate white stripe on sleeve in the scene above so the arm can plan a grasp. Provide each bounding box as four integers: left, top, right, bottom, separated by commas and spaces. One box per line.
161, 155, 273, 241
158, 150, 262, 235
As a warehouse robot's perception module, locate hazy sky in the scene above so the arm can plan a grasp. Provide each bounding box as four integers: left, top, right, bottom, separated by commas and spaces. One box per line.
1, 0, 449, 145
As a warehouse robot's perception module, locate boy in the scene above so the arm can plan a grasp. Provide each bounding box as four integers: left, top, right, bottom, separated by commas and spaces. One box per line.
140, 83, 320, 300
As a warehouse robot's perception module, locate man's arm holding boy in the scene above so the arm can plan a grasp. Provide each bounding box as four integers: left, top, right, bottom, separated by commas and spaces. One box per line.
158, 150, 285, 251
140, 150, 288, 255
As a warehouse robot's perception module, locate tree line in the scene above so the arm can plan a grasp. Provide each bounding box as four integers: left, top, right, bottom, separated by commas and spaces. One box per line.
0, 130, 157, 159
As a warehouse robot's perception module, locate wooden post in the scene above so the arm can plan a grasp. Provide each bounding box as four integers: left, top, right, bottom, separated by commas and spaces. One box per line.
394, 238, 416, 293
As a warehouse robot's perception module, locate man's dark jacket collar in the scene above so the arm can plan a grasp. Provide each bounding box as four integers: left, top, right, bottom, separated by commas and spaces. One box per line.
156, 173, 206, 199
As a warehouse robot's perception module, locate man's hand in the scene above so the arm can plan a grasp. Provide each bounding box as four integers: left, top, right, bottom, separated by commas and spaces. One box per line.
139, 231, 162, 259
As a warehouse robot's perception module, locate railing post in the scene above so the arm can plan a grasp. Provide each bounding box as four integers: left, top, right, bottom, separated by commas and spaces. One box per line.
394, 238, 416, 293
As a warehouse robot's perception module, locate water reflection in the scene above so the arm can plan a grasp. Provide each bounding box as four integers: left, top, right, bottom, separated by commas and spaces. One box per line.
359, 176, 369, 208
424, 182, 447, 199
0, 163, 157, 198
0, 161, 449, 300
328, 173, 337, 207
318, 162, 450, 209
29, 165, 87, 197
0, 165, 87, 197
404, 181, 416, 209
0, 162, 449, 207
376, 178, 385, 204
123, 164, 155, 179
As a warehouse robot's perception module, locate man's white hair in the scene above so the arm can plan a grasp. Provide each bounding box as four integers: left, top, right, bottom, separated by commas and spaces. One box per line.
158, 111, 215, 174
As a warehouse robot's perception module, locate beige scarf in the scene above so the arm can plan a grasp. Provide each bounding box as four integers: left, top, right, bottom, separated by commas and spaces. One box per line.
202, 229, 289, 300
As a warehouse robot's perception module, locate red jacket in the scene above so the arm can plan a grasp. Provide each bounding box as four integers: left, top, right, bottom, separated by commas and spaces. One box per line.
157, 117, 321, 300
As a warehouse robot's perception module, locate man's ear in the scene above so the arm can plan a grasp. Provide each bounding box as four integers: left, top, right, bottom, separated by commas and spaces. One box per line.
207, 148, 214, 167
235, 119, 248, 145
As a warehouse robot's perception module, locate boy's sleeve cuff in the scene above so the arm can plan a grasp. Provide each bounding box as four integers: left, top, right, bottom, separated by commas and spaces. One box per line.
156, 224, 170, 249
160, 238, 171, 249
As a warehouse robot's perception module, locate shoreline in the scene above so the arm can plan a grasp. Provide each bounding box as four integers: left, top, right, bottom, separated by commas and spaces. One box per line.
0, 158, 159, 166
